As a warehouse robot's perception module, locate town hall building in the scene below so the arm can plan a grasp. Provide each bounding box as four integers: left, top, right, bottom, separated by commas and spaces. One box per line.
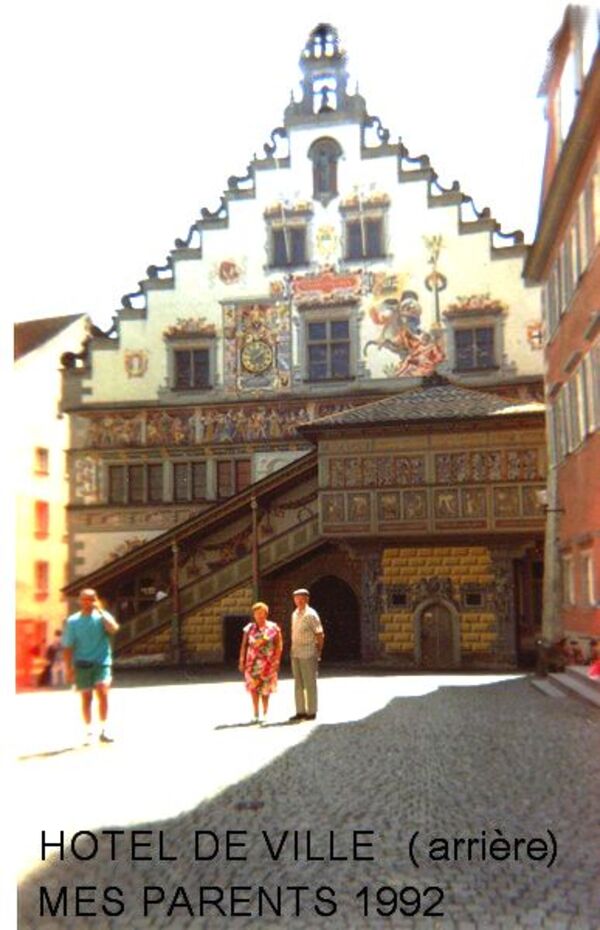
62, 24, 547, 669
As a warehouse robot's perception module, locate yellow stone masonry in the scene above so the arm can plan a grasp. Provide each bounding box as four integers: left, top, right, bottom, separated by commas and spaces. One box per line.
379, 546, 498, 656
382, 546, 494, 587
183, 584, 254, 659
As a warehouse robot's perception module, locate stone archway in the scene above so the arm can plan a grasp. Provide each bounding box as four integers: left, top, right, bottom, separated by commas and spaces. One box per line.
414, 598, 461, 669
309, 575, 361, 661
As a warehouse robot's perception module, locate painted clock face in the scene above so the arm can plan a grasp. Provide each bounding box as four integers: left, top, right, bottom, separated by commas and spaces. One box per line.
240, 338, 274, 374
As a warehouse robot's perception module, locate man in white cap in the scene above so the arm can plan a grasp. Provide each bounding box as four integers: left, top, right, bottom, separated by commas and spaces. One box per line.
289, 587, 324, 721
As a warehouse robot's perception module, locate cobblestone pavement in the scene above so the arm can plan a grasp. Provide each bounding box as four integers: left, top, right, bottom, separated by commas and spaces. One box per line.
14, 671, 600, 929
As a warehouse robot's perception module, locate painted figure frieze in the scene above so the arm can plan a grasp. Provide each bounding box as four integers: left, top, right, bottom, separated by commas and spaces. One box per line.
435, 449, 541, 484
329, 455, 425, 489
147, 410, 195, 445
79, 399, 358, 450
86, 412, 145, 447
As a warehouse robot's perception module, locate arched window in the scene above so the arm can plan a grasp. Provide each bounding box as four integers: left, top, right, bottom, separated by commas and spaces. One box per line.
308, 137, 342, 206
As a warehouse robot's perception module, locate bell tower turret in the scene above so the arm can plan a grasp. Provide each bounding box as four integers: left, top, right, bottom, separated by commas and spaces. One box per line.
285, 23, 366, 127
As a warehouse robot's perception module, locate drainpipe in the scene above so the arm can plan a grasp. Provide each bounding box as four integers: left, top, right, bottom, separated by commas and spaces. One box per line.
251, 497, 259, 600
541, 464, 562, 643
170, 539, 181, 665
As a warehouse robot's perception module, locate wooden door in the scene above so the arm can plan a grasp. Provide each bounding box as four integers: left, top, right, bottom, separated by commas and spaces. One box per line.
420, 604, 454, 669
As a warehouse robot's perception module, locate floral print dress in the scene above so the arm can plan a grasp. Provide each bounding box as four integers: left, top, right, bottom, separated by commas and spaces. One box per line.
243, 620, 281, 695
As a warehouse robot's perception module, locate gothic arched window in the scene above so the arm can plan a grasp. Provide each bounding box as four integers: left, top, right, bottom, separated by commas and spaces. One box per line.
308, 137, 342, 207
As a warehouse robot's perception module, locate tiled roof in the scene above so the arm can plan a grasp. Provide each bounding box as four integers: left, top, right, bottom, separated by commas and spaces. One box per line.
301, 384, 544, 428
14, 314, 84, 360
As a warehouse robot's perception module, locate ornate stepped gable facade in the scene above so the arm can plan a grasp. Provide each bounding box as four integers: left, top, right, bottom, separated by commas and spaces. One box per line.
62, 25, 546, 669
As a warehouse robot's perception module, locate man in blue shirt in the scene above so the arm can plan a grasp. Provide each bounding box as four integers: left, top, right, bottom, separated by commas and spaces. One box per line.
62, 588, 119, 743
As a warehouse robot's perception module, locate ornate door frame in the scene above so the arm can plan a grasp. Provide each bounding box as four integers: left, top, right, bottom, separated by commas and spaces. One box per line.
413, 597, 461, 668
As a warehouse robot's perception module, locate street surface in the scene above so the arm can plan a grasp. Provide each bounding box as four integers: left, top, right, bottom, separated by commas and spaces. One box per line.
13, 669, 600, 928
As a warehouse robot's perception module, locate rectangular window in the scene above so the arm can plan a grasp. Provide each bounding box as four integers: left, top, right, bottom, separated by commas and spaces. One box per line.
576, 365, 590, 439
556, 388, 569, 461
307, 319, 351, 380
192, 461, 207, 500
589, 344, 600, 431
34, 447, 49, 475
235, 459, 251, 493
217, 459, 251, 499
148, 464, 164, 503
454, 327, 495, 371
581, 552, 595, 606
173, 461, 207, 502
561, 556, 574, 606
561, 231, 574, 308
174, 348, 210, 390
34, 500, 49, 538
128, 464, 145, 504
173, 463, 190, 502
555, 253, 565, 317
108, 464, 164, 504
34, 561, 49, 597
544, 275, 558, 337
271, 227, 307, 267
345, 218, 384, 260
108, 465, 126, 504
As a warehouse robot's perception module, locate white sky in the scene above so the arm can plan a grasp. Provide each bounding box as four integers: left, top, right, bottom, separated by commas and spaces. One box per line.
6, 0, 575, 332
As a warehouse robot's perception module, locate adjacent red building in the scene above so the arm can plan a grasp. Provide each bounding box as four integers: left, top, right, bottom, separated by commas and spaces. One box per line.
525, 6, 600, 644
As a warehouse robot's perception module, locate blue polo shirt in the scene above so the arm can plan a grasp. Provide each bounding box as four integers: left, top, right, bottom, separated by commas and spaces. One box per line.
62, 609, 114, 666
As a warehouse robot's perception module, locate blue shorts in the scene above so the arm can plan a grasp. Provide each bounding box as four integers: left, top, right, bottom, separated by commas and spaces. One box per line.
74, 663, 112, 691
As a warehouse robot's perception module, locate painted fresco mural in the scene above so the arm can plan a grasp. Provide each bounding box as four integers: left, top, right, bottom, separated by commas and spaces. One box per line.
76, 399, 359, 449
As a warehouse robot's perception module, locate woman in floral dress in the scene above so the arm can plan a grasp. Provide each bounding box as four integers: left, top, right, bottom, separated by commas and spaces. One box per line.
238, 602, 283, 723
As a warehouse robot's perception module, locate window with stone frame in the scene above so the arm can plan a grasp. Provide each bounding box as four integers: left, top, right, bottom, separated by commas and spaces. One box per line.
443, 297, 506, 374
216, 458, 252, 499
453, 326, 496, 371
173, 348, 211, 390
345, 217, 384, 261
306, 318, 352, 381
340, 193, 389, 263
173, 461, 208, 502
271, 226, 308, 268
264, 203, 312, 270
108, 464, 164, 504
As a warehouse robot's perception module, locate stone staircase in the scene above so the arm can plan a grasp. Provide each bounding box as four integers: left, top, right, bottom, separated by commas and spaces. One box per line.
531, 666, 600, 709
115, 512, 321, 652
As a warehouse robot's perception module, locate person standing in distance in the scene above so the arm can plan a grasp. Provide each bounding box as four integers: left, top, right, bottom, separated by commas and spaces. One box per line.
289, 587, 324, 721
62, 588, 120, 744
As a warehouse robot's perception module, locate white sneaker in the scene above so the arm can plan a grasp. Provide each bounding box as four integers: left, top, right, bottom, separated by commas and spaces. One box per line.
83, 730, 94, 746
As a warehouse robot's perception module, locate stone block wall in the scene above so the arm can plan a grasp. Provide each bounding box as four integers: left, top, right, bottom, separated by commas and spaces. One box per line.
182, 585, 254, 662
380, 545, 506, 666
